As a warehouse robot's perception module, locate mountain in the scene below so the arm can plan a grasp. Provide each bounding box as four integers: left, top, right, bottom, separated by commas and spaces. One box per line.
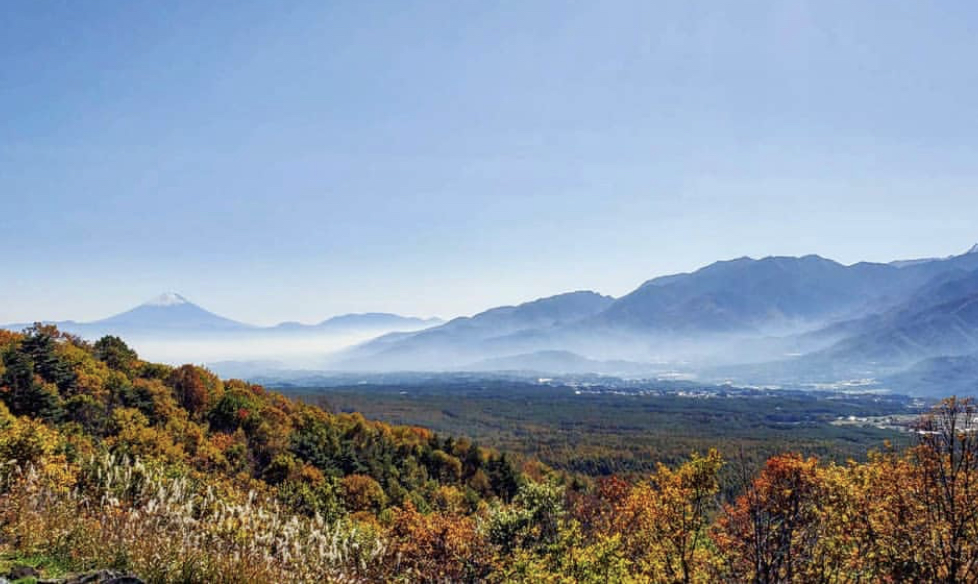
274, 313, 442, 332
884, 354, 978, 397
710, 266, 978, 389
889, 242, 978, 269
436, 290, 616, 335
592, 247, 978, 372
787, 266, 978, 351
331, 291, 615, 370
775, 266, 978, 371
2, 294, 444, 367
1, 293, 253, 338
318, 312, 442, 330
816, 288, 978, 367
10, 243, 978, 388
90, 292, 252, 333
5, 293, 442, 339
333, 245, 978, 376
595, 255, 931, 335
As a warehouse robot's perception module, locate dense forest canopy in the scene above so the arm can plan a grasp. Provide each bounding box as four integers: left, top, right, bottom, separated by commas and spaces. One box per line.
1, 324, 977, 583
290, 382, 913, 483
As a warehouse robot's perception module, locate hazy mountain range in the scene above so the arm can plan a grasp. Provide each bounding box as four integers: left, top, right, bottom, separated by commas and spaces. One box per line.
2, 293, 443, 368
330, 243, 978, 396
4, 292, 442, 337
6, 244, 978, 396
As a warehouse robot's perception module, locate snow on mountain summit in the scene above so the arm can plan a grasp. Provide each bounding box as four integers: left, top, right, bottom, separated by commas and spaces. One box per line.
93, 292, 249, 331
144, 292, 190, 307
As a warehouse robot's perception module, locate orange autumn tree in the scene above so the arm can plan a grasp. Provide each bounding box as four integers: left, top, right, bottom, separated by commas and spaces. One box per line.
713, 453, 827, 583
167, 364, 223, 419
383, 502, 492, 582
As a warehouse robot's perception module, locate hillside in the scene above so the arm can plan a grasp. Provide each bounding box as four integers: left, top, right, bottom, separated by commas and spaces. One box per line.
734, 268, 978, 391
820, 292, 978, 366
1, 325, 978, 582
884, 354, 978, 397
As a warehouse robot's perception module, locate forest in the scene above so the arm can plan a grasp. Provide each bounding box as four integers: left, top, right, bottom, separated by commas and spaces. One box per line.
1, 324, 977, 583
284, 382, 915, 479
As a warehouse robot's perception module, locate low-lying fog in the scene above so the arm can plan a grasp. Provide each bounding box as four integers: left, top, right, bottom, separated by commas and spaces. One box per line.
121, 330, 393, 370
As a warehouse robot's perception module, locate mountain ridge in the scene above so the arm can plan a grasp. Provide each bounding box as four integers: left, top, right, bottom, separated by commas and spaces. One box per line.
9, 242, 978, 394
332, 243, 978, 390
3, 293, 443, 339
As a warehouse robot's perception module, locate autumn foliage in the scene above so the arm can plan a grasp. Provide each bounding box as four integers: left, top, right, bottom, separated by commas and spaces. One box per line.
1, 325, 978, 583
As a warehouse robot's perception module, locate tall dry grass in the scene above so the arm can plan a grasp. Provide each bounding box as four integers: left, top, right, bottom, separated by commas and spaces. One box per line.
0, 455, 385, 583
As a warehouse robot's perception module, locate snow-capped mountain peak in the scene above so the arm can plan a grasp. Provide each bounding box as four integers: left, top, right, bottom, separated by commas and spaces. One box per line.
93, 293, 249, 331
144, 292, 190, 307
966, 243, 978, 256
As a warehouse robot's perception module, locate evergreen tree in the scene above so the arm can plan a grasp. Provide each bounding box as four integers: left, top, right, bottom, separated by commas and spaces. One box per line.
1, 346, 65, 422
487, 453, 521, 502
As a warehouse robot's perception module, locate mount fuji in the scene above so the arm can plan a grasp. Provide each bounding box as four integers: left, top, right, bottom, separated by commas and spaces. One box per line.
1, 293, 444, 367
90, 293, 253, 332
3, 293, 441, 341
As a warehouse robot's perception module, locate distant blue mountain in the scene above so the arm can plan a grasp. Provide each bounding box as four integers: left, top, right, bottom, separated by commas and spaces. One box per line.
9, 243, 978, 394
333, 291, 615, 370
2, 293, 252, 338
890, 242, 978, 268
378, 290, 616, 346
814, 272, 978, 367
596, 255, 933, 334
3, 293, 442, 341
336, 243, 978, 382
711, 261, 978, 391
275, 313, 442, 332
91, 293, 252, 332
884, 354, 978, 397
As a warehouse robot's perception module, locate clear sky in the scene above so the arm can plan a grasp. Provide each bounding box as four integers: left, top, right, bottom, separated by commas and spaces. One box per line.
2, 0, 978, 325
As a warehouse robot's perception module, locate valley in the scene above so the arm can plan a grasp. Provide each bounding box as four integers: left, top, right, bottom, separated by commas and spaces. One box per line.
280, 380, 920, 480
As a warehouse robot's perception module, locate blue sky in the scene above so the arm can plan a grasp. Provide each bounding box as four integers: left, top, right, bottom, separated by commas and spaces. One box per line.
2, 0, 978, 325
